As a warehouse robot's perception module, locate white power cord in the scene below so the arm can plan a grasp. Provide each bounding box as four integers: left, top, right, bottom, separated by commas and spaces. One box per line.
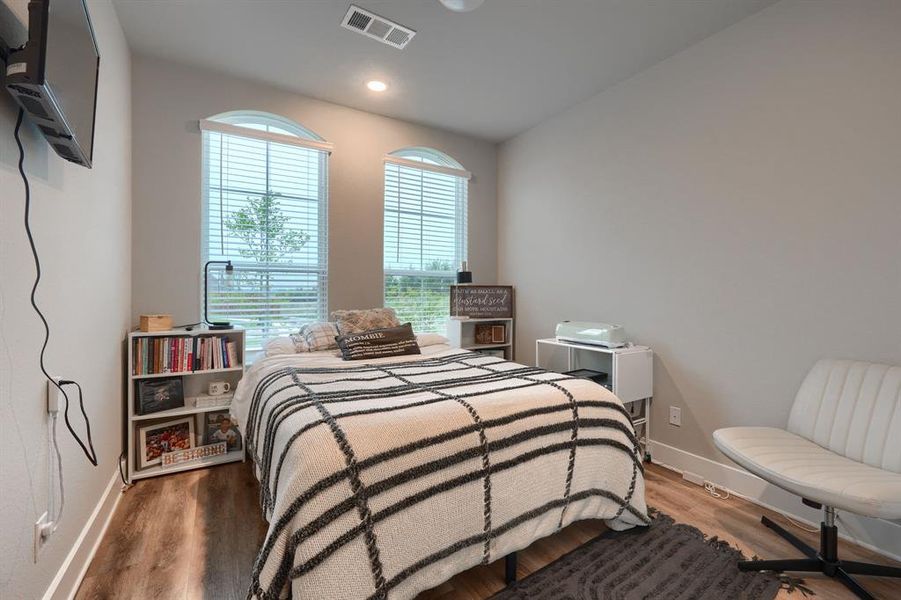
704, 481, 731, 500
701, 478, 820, 535
42, 394, 65, 542
49, 411, 65, 533
780, 514, 818, 533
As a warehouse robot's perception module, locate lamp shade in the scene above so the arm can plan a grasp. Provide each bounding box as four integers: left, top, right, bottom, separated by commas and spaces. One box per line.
457, 260, 473, 284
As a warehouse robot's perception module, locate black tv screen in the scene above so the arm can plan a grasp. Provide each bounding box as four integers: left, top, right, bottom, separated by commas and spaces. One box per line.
45, 0, 99, 161
5, 0, 100, 167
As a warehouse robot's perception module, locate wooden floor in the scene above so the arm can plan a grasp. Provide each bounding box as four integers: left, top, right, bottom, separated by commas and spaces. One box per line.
76, 462, 900, 600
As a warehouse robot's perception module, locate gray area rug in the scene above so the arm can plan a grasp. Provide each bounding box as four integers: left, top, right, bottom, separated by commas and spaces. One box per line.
491, 511, 785, 600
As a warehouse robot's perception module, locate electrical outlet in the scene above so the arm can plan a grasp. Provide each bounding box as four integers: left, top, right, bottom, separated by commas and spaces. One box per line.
669, 406, 681, 427
34, 511, 51, 561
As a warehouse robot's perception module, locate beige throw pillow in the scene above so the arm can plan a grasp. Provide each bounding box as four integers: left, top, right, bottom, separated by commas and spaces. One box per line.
331, 308, 401, 335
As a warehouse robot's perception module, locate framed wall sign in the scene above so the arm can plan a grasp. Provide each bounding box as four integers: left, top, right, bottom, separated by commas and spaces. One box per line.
450, 285, 514, 319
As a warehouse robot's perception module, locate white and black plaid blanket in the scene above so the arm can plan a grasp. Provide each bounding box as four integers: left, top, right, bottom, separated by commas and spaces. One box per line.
235, 347, 649, 600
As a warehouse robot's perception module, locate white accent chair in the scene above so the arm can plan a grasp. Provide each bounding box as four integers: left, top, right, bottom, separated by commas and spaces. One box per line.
714, 359, 901, 600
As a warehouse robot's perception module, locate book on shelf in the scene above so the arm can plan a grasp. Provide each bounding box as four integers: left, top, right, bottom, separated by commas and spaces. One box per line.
132, 335, 239, 375
190, 393, 234, 409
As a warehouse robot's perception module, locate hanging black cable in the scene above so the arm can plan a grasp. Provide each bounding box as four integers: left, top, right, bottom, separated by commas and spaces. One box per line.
117, 452, 128, 485
15, 107, 98, 467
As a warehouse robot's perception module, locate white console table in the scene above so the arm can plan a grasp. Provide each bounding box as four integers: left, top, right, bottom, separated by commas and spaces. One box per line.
535, 338, 653, 461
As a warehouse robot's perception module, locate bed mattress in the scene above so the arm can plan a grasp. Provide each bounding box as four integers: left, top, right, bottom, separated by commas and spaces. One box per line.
233, 343, 648, 599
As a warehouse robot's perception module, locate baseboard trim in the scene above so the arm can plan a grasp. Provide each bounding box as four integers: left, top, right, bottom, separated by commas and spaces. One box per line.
41, 469, 123, 600
648, 439, 901, 562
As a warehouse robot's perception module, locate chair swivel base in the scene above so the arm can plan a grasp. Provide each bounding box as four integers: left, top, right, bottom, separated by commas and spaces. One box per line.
738, 515, 901, 600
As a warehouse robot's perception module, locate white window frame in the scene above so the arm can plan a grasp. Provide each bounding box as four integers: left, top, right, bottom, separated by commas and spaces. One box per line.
200, 113, 330, 351
382, 147, 469, 334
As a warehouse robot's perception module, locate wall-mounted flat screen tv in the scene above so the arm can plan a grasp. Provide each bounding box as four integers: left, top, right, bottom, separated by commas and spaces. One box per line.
5, 0, 100, 168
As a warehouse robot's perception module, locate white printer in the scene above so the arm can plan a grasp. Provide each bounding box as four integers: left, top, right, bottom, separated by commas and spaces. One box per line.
555, 321, 627, 348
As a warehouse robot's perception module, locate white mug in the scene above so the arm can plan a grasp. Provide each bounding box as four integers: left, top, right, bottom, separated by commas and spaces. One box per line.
208, 381, 231, 396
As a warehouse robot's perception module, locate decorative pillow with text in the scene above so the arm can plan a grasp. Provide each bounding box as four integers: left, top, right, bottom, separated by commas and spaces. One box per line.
336, 323, 421, 361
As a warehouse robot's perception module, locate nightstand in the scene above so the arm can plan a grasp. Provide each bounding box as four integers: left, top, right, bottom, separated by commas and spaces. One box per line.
536, 338, 652, 461
446, 317, 514, 360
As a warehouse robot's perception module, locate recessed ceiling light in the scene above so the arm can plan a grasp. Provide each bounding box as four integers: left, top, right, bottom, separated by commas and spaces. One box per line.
367, 80, 388, 92
439, 0, 485, 12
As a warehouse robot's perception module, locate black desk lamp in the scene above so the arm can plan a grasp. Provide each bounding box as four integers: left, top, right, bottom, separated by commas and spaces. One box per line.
204, 260, 234, 330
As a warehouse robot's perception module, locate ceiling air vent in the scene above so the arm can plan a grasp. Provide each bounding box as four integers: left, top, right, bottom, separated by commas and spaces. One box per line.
341, 5, 416, 50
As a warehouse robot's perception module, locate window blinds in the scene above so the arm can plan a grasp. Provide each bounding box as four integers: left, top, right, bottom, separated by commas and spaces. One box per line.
383, 161, 467, 334
202, 127, 328, 351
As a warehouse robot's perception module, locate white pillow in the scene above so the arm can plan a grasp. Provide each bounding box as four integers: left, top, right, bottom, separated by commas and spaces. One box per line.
263, 337, 298, 356
416, 333, 449, 347
298, 322, 339, 351
264, 334, 311, 356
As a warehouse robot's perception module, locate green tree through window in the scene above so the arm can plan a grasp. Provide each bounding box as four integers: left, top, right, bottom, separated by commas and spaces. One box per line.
202, 113, 328, 351
225, 192, 309, 264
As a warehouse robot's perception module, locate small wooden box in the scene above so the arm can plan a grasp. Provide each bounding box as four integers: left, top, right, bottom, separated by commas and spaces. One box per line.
139, 314, 173, 332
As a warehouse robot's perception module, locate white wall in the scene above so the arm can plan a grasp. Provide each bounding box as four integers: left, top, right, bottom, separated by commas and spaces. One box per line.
131, 56, 498, 325
499, 0, 900, 549
0, 1, 131, 598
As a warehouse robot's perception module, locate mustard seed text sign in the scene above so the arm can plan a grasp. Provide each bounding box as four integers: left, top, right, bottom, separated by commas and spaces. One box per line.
450, 285, 514, 319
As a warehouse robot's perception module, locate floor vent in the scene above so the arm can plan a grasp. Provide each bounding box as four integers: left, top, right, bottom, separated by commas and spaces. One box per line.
341, 5, 416, 50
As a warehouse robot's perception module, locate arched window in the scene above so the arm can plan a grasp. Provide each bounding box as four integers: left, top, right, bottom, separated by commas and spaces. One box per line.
201, 112, 332, 350
212, 110, 324, 140
383, 147, 470, 333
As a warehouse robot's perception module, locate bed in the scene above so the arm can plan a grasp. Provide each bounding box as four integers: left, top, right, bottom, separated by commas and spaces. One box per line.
233, 338, 649, 600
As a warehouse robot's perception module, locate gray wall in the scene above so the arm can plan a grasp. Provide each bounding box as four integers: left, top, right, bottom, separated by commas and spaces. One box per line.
0, 1, 131, 598
131, 56, 498, 325
499, 0, 901, 462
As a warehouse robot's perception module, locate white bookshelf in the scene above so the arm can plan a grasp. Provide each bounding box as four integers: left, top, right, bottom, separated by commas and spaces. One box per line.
125, 327, 246, 483
446, 317, 514, 360
131, 366, 243, 380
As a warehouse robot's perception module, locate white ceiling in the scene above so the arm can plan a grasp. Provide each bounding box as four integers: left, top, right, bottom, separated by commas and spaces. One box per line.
113, 0, 776, 142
